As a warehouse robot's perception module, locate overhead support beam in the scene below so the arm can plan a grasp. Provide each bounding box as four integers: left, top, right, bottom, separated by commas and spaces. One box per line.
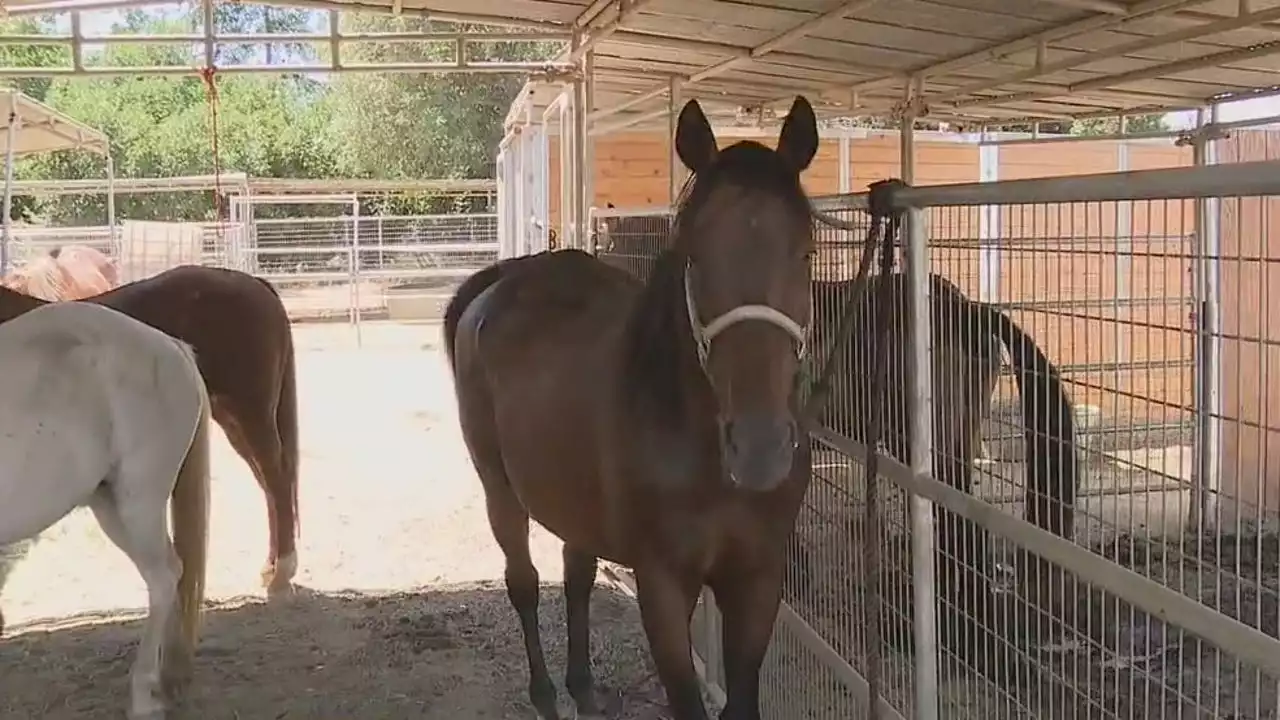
609, 30, 893, 79
591, 1, 884, 124
0, 61, 579, 78
951, 38, 1280, 111
574, 0, 616, 27
932, 3, 1280, 106
4, 0, 570, 31
591, 107, 668, 136
569, 0, 655, 63
1035, 0, 1130, 13
764, 0, 1208, 109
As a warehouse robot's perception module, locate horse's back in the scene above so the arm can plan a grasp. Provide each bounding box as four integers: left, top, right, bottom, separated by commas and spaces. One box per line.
93, 265, 290, 394
0, 302, 204, 543
456, 250, 637, 373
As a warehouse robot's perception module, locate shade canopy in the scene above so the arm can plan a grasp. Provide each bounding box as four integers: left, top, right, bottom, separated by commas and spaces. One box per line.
0, 89, 110, 158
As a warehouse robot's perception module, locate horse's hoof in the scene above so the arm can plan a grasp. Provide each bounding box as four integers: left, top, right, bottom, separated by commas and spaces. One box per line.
265, 579, 296, 601
127, 705, 168, 720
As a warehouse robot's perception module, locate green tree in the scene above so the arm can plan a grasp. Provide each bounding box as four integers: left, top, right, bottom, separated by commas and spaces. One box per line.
328, 16, 559, 184
18, 15, 339, 224
1071, 114, 1166, 135
0, 16, 70, 101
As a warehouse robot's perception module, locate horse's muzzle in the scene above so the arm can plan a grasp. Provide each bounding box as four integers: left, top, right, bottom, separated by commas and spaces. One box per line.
719, 413, 799, 491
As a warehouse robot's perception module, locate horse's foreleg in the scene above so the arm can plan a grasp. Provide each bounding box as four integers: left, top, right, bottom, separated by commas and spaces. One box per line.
563, 545, 602, 717
635, 566, 707, 720
710, 559, 785, 720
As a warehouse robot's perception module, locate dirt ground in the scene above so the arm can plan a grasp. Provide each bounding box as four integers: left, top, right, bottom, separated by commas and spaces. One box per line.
0, 321, 669, 720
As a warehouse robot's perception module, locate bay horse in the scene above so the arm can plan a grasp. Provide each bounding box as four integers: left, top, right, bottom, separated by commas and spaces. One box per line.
2, 244, 120, 301
811, 273, 1078, 673
446, 96, 820, 720
0, 265, 299, 594
0, 300, 209, 720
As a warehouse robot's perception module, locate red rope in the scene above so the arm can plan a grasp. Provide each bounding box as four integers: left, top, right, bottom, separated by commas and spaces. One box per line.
199, 66, 225, 240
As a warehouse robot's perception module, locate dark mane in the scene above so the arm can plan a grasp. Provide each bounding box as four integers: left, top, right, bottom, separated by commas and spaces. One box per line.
619, 141, 812, 423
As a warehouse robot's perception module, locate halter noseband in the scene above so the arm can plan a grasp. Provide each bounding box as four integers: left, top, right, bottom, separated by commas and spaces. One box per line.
683, 260, 809, 368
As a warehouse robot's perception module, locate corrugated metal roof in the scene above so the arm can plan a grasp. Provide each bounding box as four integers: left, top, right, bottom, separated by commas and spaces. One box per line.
8, 0, 1279, 130
493, 0, 1280, 130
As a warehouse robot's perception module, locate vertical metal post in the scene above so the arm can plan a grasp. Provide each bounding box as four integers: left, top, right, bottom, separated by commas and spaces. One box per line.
668, 77, 683, 204
837, 134, 851, 193
1190, 105, 1223, 532
902, 75, 940, 720
70, 11, 85, 73
534, 123, 550, 252
582, 51, 595, 253
1114, 120, 1132, 388
2, 94, 19, 276
572, 74, 588, 251
202, 0, 216, 68
350, 195, 362, 347
561, 91, 574, 250
328, 10, 341, 71
977, 133, 1000, 302
105, 154, 117, 257
496, 145, 508, 258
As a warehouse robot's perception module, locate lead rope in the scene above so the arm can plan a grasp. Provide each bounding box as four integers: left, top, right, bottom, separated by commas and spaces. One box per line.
199, 66, 226, 254
801, 179, 904, 720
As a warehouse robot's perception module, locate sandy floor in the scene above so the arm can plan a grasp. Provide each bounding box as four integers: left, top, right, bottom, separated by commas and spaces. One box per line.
0, 321, 667, 720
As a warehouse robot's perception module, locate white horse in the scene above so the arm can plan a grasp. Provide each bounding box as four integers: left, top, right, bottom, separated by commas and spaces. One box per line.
0, 301, 211, 720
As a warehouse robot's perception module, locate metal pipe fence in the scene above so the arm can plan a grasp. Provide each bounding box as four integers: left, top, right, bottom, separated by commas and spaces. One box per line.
5, 212, 498, 323
591, 157, 1280, 719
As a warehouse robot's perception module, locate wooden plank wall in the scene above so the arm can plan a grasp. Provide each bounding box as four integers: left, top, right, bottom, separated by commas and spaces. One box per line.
1216, 129, 1280, 512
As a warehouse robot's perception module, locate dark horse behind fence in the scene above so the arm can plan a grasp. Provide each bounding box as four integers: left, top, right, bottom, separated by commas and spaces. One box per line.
810, 272, 1080, 673
0, 265, 300, 595
446, 96, 822, 720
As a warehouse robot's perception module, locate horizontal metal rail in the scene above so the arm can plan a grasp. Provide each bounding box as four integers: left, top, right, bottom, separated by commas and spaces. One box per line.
812, 160, 1280, 211
259, 267, 483, 283
247, 242, 497, 255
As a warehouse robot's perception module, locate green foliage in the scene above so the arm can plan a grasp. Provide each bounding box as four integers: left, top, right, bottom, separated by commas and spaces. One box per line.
19, 12, 340, 224
2, 8, 550, 224
1070, 114, 1167, 136
327, 15, 559, 182
0, 17, 70, 101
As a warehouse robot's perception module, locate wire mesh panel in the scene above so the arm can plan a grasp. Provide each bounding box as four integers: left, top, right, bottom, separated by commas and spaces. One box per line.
591, 205, 673, 281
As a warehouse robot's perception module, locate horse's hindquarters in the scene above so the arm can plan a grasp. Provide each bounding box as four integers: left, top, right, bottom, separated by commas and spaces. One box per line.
450, 257, 632, 558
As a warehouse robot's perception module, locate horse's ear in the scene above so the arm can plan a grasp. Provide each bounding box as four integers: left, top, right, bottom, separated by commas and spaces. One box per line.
777, 95, 819, 173
675, 99, 718, 174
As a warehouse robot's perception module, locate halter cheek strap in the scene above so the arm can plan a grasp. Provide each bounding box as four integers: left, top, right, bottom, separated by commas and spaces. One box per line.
683, 262, 810, 368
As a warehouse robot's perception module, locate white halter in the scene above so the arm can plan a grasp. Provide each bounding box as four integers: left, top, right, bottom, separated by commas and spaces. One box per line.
683, 261, 809, 368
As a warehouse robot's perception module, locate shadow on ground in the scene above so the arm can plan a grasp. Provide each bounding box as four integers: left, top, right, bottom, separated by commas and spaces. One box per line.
0, 581, 673, 720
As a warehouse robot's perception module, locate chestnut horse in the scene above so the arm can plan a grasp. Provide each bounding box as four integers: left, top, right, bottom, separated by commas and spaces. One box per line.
446, 96, 820, 720
0, 264, 299, 594
3, 244, 119, 301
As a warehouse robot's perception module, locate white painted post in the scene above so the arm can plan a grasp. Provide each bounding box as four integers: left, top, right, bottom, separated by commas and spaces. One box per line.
838, 134, 851, 193
1190, 106, 1223, 533
902, 76, 941, 720
977, 135, 1000, 302
668, 77, 683, 204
